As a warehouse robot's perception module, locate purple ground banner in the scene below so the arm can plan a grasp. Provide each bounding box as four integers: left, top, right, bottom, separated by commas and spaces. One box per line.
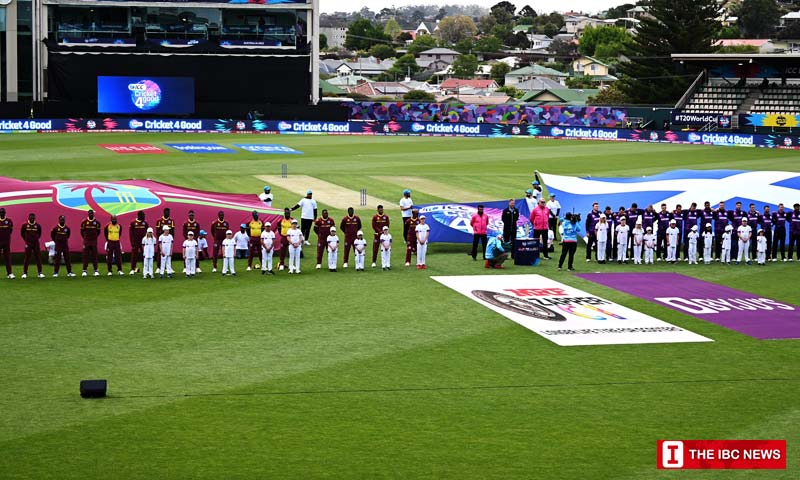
576, 273, 799, 340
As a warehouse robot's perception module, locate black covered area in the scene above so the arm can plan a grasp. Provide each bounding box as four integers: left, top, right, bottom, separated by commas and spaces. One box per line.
48, 49, 311, 115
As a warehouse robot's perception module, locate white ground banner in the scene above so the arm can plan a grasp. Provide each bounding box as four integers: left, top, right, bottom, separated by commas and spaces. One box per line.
432, 275, 712, 346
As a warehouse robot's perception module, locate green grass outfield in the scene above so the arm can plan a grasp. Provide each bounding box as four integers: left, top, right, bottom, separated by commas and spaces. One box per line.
1, 133, 799, 479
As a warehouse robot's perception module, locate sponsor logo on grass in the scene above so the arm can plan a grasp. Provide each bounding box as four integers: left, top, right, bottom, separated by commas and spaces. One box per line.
657, 440, 786, 470
578, 273, 800, 340
166, 143, 235, 153
99, 144, 167, 154
432, 275, 712, 346
234, 144, 303, 154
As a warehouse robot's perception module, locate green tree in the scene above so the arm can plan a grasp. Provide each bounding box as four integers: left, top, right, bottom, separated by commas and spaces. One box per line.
490, 1, 517, 26
777, 21, 800, 40
319, 33, 328, 50
437, 15, 478, 45
496, 85, 523, 98
542, 23, 559, 38
478, 15, 497, 34
345, 18, 390, 51
384, 18, 402, 39
549, 38, 578, 58
407, 34, 438, 54
369, 43, 396, 60
451, 53, 479, 79
490, 62, 511, 85
518, 5, 537, 19
589, 84, 630, 105
398, 31, 413, 42
618, 0, 720, 104
604, 3, 635, 19
454, 37, 475, 54
738, 0, 781, 38
475, 35, 502, 53
716, 45, 759, 53
719, 25, 741, 39
403, 89, 436, 102
390, 53, 422, 77
579, 25, 632, 57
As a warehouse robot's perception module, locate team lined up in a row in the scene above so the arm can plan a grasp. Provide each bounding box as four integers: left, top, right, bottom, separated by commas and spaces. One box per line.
581, 201, 800, 264
0, 204, 434, 279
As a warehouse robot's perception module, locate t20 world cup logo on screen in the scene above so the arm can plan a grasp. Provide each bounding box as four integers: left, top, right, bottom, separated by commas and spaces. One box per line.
128, 79, 162, 111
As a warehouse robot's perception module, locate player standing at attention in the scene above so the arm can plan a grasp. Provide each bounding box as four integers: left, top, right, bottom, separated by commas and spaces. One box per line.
259, 186, 273, 208
326, 226, 339, 272
404, 209, 421, 267
183, 231, 198, 278
595, 214, 609, 264
210, 211, 229, 273
772, 203, 788, 261
80, 209, 102, 277
278, 208, 294, 270
286, 219, 304, 274
182, 210, 201, 273
291, 190, 317, 246
142, 227, 156, 279
353, 230, 367, 271
129, 210, 148, 275
314, 209, 335, 270
260, 222, 276, 275
0, 208, 13, 278
104, 214, 124, 276
21, 213, 44, 279
399, 189, 413, 242
687, 225, 699, 265
221, 230, 236, 276
665, 219, 680, 264
415, 215, 431, 270
631, 219, 644, 265
158, 225, 175, 278
371, 205, 390, 268
246, 210, 264, 271
736, 217, 752, 265
616, 216, 630, 264
702, 223, 714, 264
340, 207, 362, 268
51, 215, 74, 277
380, 226, 392, 270
155, 207, 175, 236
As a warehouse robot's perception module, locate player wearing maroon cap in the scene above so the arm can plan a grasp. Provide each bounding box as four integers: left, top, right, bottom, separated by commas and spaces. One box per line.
371, 205, 390, 268
0, 208, 13, 278
80, 209, 102, 276
209, 211, 229, 273
104, 215, 124, 275
314, 209, 335, 269
21, 213, 43, 278
51, 215, 75, 277
339, 207, 362, 268
129, 210, 148, 275
404, 209, 420, 267
182, 210, 201, 273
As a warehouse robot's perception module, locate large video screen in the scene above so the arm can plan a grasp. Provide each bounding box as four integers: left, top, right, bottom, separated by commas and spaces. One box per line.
98, 76, 195, 114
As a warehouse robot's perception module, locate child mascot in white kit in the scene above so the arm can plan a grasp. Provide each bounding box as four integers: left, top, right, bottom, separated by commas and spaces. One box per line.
354, 230, 368, 271
158, 225, 174, 278
260, 222, 276, 275
615, 216, 630, 264
380, 226, 392, 270
327, 226, 339, 272
643, 226, 656, 265
721, 224, 733, 264
687, 225, 699, 265
631, 219, 644, 265
756, 229, 767, 265
702, 223, 714, 265
221, 230, 236, 276
595, 214, 609, 264
182, 231, 198, 277
142, 227, 156, 278
665, 219, 680, 264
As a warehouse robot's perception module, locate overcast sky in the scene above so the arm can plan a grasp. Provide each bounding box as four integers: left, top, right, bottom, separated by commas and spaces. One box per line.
320, 0, 632, 15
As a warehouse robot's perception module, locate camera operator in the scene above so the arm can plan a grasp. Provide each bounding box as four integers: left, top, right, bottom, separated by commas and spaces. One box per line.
558, 212, 582, 271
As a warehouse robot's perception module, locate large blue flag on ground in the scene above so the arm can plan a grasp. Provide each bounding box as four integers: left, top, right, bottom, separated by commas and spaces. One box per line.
418, 199, 533, 243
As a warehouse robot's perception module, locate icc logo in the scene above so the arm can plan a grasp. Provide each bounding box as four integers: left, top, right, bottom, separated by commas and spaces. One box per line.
53, 182, 161, 215
660, 441, 684, 469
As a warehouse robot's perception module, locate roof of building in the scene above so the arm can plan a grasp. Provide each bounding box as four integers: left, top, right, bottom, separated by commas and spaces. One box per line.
520, 88, 599, 104
440, 78, 498, 90
782, 11, 800, 19
715, 39, 773, 47
507, 64, 568, 78
436, 94, 513, 105
515, 77, 565, 91
420, 47, 461, 55
320, 79, 346, 95
327, 75, 373, 86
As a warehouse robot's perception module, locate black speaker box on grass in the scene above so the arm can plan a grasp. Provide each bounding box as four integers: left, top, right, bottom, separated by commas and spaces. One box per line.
80, 379, 107, 398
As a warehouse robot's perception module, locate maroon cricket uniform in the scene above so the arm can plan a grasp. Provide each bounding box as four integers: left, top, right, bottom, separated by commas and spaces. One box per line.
129, 219, 149, 271
371, 213, 390, 263
0, 216, 12, 275
210, 218, 230, 268
21, 221, 43, 275
340, 215, 362, 263
314, 216, 336, 264
405, 216, 420, 263
80, 217, 102, 271
182, 219, 200, 239
155, 216, 175, 236
51, 223, 73, 274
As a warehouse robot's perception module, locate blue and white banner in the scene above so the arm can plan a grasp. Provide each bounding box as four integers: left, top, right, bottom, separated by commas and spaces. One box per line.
234, 144, 303, 154
540, 169, 800, 232
417, 199, 533, 244
165, 143, 236, 153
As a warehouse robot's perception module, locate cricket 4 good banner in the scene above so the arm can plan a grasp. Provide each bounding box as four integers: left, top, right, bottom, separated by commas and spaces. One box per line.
417, 199, 533, 244
578, 273, 800, 340
0, 177, 282, 253
431, 275, 712, 346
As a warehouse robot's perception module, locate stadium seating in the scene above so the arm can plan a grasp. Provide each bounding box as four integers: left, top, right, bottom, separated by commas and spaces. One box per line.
750, 86, 800, 114
681, 84, 749, 116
